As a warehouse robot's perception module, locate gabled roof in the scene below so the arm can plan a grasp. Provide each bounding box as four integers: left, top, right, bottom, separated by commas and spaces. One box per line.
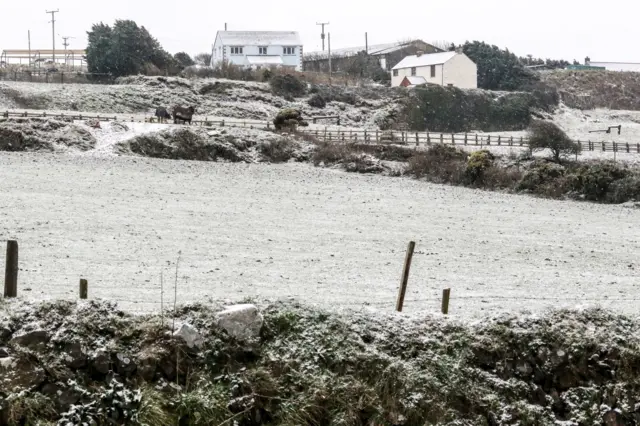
215, 31, 301, 46
392, 51, 458, 70
403, 76, 427, 85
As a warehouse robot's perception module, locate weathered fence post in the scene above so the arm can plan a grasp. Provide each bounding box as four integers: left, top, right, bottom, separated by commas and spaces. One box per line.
441, 288, 451, 315
364, 130, 368, 143
395, 241, 416, 312
440, 133, 444, 144
487, 135, 491, 145
4, 240, 18, 298
415, 132, 419, 146
451, 133, 455, 145
79, 279, 88, 299
464, 133, 468, 145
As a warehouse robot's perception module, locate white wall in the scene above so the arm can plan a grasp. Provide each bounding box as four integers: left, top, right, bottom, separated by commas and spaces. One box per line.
442, 54, 477, 89
211, 39, 303, 71
391, 63, 443, 87
390, 53, 477, 89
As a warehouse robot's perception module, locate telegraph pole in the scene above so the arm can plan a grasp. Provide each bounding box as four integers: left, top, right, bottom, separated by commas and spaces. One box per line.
46, 9, 59, 64
316, 22, 329, 51
61, 36, 73, 67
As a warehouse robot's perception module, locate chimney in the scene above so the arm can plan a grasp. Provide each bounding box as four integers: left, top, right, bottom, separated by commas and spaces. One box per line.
585, 56, 591, 65
416, 50, 423, 57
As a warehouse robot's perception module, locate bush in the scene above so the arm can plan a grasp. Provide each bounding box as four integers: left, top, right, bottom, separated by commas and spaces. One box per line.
259, 138, 298, 163
464, 150, 494, 185
516, 162, 569, 198
308, 94, 327, 108
527, 121, 580, 162
568, 162, 629, 201
312, 142, 353, 166
270, 74, 307, 98
403, 85, 540, 133
605, 176, 640, 203
406, 145, 467, 182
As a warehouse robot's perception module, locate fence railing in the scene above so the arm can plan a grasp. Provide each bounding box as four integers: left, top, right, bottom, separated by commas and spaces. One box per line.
3, 110, 639, 155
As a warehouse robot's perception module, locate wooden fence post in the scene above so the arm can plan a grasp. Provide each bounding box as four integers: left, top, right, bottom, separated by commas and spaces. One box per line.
4, 240, 18, 298
451, 133, 455, 144
395, 241, 416, 312
415, 132, 419, 146
364, 130, 368, 143
464, 133, 468, 145
79, 279, 88, 299
440, 133, 444, 144
441, 289, 451, 315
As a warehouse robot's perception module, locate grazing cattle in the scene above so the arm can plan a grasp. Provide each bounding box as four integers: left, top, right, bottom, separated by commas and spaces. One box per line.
172, 106, 196, 125
155, 107, 172, 123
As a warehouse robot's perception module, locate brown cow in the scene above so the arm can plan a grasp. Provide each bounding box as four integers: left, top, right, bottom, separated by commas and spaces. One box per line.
172, 105, 196, 125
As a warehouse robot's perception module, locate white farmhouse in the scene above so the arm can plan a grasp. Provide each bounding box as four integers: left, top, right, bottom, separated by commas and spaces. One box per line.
391, 51, 477, 89
210, 31, 303, 71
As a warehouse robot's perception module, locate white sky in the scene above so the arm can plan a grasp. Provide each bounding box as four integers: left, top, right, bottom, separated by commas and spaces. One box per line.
2, 0, 639, 63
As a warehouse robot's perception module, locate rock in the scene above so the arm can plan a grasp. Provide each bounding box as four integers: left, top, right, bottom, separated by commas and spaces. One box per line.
58, 389, 81, 411
91, 352, 111, 375
41, 383, 61, 396
1, 358, 45, 391
0, 347, 8, 358
137, 355, 157, 382
10, 329, 49, 349
215, 304, 264, 341
516, 360, 533, 378
63, 342, 87, 369
173, 323, 204, 348
0, 326, 11, 342
115, 352, 137, 376
603, 410, 626, 426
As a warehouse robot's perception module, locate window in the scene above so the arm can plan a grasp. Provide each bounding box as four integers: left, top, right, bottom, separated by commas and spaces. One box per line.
393, 69, 398, 77
283, 46, 295, 55
230, 46, 243, 55
430, 65, 436, 77
259, 46, 267, 55
411, 67, 416, 76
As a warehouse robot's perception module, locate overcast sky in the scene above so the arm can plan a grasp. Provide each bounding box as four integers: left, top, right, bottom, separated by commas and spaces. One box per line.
2, 0, 638, 63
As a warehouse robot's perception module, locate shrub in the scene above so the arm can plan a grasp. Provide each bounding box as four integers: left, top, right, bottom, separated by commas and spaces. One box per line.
516, 162, 569, 198
270, 74, 307, 98
464, 150, 494, 185
568, 162, 629, 201
406, 145, 467, 182
308, 94, 327, 108
259, 138, 298, 163
527, 121, 580, 162
605, 176, 640, 203
482, 166, 523, 189
312, 142, 353, 166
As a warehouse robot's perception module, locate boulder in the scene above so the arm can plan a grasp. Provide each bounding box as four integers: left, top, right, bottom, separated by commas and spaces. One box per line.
10, 329, 49, 349
0, 347, 8, 358
90, 351, 111, 375
173, 323, 204, 348
63, 342, 87, 369
215, 304, 264, 340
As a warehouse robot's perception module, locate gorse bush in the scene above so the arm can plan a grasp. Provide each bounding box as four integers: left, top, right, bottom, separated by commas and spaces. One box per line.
568, 162, 629, 201
403, 85, 545, 133
464, 150, 495, 185
269, 74, 307, 98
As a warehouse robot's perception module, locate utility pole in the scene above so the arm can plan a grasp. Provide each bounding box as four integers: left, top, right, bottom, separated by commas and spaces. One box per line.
61, 36, 74, 68
46, 9, 59, 64
328, 32, 332, 85
316, 22, 329, 51
28, 30, 31, 68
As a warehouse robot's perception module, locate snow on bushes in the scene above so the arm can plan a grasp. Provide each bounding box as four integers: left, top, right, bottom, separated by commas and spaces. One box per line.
1, 299, 640, 425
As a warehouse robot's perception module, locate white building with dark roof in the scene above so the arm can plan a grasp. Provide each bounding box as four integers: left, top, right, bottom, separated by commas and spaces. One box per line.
210, 31, 303, 71
391, 51, 477, 89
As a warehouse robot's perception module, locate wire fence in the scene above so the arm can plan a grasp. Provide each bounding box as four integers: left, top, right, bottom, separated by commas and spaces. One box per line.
2, 110, 638, 156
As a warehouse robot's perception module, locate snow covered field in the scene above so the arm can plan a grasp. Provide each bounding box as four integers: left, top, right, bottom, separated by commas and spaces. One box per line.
0, 153, 638, 319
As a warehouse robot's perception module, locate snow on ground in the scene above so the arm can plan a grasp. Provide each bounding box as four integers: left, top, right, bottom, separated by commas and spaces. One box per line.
0, 153, 638, 320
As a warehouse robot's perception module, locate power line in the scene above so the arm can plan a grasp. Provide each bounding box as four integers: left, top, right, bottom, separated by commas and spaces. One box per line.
46, 9, 59, 64
316, 22, 329, 51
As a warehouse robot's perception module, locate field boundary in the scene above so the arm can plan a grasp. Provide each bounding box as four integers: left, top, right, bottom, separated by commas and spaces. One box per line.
2, 110, 639, 155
